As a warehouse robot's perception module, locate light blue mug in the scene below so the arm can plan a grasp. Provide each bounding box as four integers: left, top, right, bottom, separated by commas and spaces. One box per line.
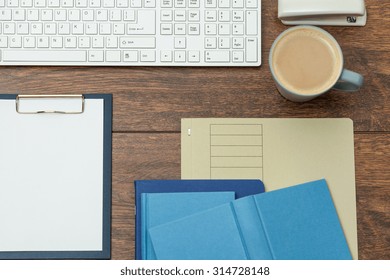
269, 26, 364, 102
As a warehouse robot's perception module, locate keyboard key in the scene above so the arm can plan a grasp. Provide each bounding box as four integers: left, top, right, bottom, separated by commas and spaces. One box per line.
232, 50, 244, 62
205, 23, 217, 35
188, 50, 200, 62
174, 0, 185, 8
48, 0, 60, 7
4, 23, 16, 35
174, 10, 186, 22
37, 36, 49, 48
219, 10, 230, 22
116, 0, 128, 7
96, 10, 108, 21
123, 50, 138, 62
232, 0, 243, 8
51, 36, 63, 48
106, 50, 121, 61
245, 37, 257, 62
188, 0, 199, 8
205, 50, 230, 62
8, 0, 19, 7
232, 23, 244, 35
86, 23, 98, 35
120, 37, 156, 48
144, 0, 156, 8
218, 37, 230, 49
17, 23, 29, 35
58, 23, 70, 34
188, 24, 200, 35
100, 23, 111, 35
140, 50, 155, 62
218, 23, 230, 35
92, 36, 104, 48
232, 10, 244, 21
161, 0, 172, 8
232, 37, 244, 49
2, 50, 87, 62
76, 0, 88, 7
218, 0, 230, 8
160, 50, 172, 62
62, 0, 74, 8
44, 23, 56, 35
205, 37, 216, 49
161, 10, 172, 21
0, 37, 8, 47
246, 10, 258, 35
160, 23, 172, 35
69, 10, 81, 21
13, 9, 26, 21
109, 9, 121, 21
83, 10, 94, 21
113, 23, 125, 35
174, 37, 186, 49
54, 9, 66, 21
64, 36, 77, 48
245, 0, 257, 8
89, 50, 104, 62
174, 50, 185, 62
205, 10, 217, 22
78, 36, 91, 48
24, 36, 36, 48
124, 10, 136, 21
103, 0, 115, 8
72, 23, 84, 35
10, 36, 22, 48
205, 0, 216, 8
188, 10, 200, 22
127, 10, 156, 35
130, 0, 141, 7
174, 23, 186, 35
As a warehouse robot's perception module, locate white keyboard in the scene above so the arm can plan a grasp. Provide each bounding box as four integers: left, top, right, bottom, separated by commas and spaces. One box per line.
0, 0, 261, 66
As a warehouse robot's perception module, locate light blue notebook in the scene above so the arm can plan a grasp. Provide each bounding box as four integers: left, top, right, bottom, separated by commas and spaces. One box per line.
141, 192, 235, 260
149, 179, 352, 260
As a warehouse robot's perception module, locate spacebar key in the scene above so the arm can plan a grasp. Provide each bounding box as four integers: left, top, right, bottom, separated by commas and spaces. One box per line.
3, 50, 87, 62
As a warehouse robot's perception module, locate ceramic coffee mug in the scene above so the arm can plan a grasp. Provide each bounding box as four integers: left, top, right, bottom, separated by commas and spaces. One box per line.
269, 25, 364, 102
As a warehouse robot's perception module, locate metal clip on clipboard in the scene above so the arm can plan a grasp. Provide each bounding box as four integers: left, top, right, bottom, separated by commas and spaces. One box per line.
16, 94, 85, 114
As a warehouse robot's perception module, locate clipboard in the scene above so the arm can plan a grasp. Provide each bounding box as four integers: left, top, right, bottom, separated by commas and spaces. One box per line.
0, 94, 112, 259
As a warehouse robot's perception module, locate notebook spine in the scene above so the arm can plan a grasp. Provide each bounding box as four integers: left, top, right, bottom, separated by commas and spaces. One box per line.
229, 202, 251, 260
141, 193, 148, 260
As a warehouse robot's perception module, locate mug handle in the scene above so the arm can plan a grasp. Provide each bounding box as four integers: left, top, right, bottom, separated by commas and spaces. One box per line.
333, 69, 364, 91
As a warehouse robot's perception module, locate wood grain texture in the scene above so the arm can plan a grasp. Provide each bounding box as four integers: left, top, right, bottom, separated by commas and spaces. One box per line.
0, 0, 388, 260
112, 133, 390, 260
355, 134, 390, 259
0, 1, 389, 132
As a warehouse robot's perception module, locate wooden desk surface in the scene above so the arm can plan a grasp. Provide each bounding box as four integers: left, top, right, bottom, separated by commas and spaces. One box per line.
0, 0, 389, 260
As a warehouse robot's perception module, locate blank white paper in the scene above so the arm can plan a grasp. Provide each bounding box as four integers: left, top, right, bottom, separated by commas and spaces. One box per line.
0, 99, 104, 251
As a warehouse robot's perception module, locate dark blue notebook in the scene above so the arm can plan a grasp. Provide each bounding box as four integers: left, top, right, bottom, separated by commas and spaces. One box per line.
149, 179, 352, 260
134, 179, 265, 259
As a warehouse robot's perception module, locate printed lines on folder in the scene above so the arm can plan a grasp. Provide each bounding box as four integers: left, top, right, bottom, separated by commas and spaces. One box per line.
210, 124, 263, 180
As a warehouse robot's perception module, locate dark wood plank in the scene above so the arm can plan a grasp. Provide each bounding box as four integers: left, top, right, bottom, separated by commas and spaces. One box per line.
112, 133, 390, 260
0, 0, 389, 132
112, 133, 181, 260
355, 134, 390, 259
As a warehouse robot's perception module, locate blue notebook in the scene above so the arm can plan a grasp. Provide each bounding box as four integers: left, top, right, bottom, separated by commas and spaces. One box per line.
134, 179, 265, 259
149, 179, 352, 260
142, 192, 235, 260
